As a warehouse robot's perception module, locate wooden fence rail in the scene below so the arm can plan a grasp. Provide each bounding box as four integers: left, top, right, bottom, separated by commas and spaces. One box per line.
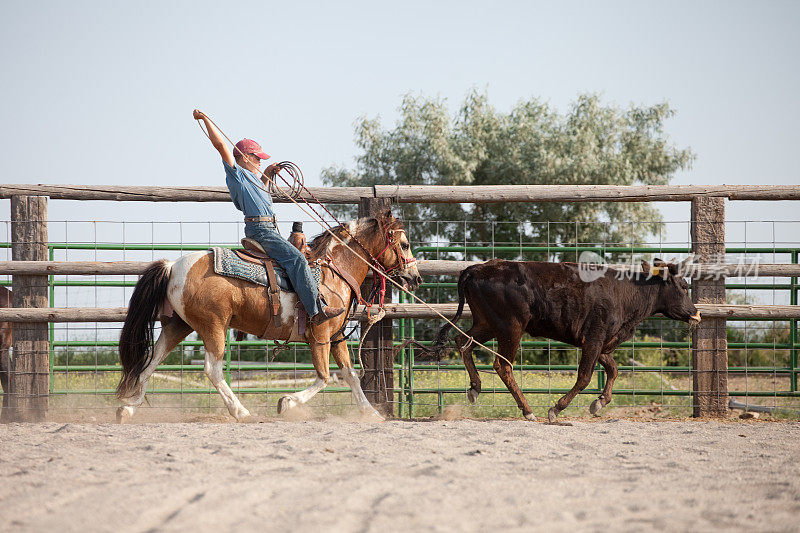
2, 183, 800, 203
1, 260, 799, 277
1, 303, 798, 322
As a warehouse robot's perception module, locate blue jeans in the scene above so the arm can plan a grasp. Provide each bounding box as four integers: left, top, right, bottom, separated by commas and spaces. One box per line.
244, 221, 320, 317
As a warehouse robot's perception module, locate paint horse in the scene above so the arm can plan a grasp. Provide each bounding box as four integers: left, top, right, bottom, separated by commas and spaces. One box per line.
116, 212, 421, 422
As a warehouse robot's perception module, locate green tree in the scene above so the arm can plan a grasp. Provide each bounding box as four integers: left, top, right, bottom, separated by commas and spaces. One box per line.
322, 91, 694, 256
324, 91, 695, 351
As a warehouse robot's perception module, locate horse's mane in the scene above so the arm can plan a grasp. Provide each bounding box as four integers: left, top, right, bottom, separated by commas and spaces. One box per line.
307, 216, 404, 261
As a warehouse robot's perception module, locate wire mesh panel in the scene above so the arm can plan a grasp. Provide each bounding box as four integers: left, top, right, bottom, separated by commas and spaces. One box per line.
1, 219, 366, 419
0, 216, 798, 419
394, 216, 800, 419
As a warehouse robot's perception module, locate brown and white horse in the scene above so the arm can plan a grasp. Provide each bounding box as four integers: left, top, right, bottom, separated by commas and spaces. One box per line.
115, 212, 420, 422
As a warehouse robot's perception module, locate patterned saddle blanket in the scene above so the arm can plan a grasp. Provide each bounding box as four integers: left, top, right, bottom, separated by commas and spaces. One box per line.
209, 247, 321, 293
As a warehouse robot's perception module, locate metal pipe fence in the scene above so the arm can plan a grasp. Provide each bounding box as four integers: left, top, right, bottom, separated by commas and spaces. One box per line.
1, 217, 798, 418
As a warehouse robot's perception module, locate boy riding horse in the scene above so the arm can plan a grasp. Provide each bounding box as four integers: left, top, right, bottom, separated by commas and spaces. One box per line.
192, 110, 344, 326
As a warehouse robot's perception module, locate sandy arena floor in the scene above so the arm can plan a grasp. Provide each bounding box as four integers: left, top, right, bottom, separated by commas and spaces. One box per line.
1, 417, 798, 532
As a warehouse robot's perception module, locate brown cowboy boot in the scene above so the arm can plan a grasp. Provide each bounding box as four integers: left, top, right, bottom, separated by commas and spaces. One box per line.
311, 305, 346, 326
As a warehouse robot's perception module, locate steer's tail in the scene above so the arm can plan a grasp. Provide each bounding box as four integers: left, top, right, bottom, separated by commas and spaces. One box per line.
116, 260, 172, 399
424, 266, 473, 359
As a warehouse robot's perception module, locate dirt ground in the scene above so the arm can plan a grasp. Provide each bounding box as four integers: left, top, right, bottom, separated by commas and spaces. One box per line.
1, 416, 798, 532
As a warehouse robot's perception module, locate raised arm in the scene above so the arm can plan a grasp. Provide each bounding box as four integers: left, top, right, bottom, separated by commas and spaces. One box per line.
193, 109, 234, 166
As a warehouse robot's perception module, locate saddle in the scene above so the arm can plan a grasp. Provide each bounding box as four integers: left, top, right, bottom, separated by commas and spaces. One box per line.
238, 237, 306, 335
237, 238, 285, 328
216, 229, 360, 339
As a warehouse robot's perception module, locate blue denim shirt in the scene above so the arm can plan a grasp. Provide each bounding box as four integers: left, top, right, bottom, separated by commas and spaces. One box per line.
223, 161, 274, 217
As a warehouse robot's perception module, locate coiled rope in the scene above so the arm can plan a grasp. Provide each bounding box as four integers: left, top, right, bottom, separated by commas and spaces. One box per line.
269, 161, 305, 200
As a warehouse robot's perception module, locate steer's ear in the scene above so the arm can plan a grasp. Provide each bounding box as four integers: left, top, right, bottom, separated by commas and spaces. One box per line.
643, 259, 668, 279
667, 263, 680, 276
653, 257, 670, 278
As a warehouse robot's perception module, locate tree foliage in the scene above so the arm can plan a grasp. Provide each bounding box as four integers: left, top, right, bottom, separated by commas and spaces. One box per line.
323, 91, 694, 255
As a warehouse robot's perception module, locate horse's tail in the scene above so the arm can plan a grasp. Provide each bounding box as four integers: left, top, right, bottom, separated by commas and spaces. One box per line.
116, 260, 172, 399
424, 266, 473, 359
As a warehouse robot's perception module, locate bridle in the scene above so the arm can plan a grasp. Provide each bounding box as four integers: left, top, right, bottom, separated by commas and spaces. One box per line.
366, 222, 416, 308
322, 221, 416, 347
373, 225, 416, 275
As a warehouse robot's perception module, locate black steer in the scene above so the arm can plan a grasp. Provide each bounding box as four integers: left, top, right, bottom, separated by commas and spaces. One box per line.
428, 258, 700, 421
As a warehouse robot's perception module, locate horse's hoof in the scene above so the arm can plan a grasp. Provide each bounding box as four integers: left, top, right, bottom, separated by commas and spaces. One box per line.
589, 399, 604, 416
524, 412, 536, 422
467, 388, 480, 404
361, 408, 385, 422
233, 407, 251, 421
277, 396, 297, 414
547, 407, 559, 422
116, 406, 132, 424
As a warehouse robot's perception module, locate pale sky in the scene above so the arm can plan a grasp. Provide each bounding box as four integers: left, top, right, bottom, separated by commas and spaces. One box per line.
1, 0, 798, 249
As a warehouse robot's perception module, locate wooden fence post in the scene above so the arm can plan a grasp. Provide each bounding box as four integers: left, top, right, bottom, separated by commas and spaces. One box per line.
2, 196, 49, 422
691, 196, 728, 417
358, 196, 394, 417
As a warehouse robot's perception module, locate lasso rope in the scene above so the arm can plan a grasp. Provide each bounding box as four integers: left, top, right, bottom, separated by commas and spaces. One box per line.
196, 119, 379, 265
195, 113, 514, 368
269, 161, 304, 200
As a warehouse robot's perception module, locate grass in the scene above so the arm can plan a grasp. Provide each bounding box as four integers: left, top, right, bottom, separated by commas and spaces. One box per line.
42, 361, 800, 420
402, 365, 693, 419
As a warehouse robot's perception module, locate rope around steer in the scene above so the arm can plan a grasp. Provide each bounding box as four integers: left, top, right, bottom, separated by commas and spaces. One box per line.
194, 113, 515, 368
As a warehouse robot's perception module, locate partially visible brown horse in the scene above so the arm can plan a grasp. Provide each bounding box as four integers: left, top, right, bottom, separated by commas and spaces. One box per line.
115, 212, 420, 422
0, 287, 12, 411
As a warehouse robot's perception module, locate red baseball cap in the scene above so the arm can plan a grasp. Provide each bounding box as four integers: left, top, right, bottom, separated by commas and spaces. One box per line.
233, 138, 270, 160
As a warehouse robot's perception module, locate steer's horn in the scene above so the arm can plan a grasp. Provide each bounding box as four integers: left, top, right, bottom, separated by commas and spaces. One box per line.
678, 253, 695, 267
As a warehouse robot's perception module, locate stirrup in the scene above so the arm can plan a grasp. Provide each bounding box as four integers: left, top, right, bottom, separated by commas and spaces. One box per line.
311, 306, 345, 326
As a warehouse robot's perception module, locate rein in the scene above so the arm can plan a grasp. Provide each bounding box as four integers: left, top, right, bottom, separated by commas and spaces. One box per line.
367, 223, 417, 310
